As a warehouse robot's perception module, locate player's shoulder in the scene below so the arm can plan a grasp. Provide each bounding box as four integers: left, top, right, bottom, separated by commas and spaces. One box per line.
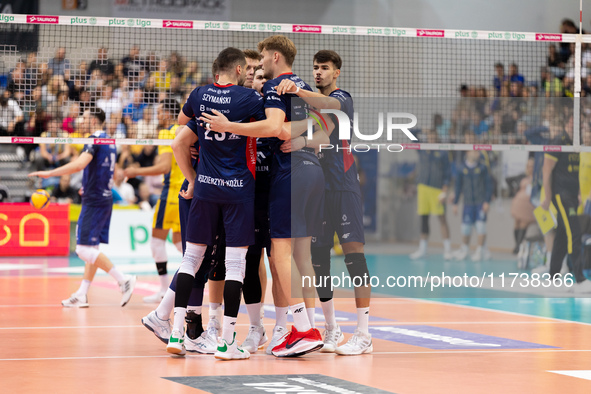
330, 88, 351, 99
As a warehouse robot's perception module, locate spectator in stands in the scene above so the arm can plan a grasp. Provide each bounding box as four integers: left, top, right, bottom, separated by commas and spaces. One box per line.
152, 59, 172, 91
106, 110, 126, 138
88, 47, 115, 82
123, 89, 147, 122
493, 63, 507, 95
547, 44, 565, 70
78, 89, 95, 115
51, 174, 79, 204
35, 118, 71, 171
134, 105, 157, 139
6, 61, 27, 102
46, 90, 69, 122
112, 166, 136, 205
169, 75, 184, 103
24, 52, 39, 89
540, 66, 563, 97
96, 84, 122, 122
0, 92, 24, 136
511, 157, 536, 254
183, 60, 202, 87
509, 63, 524, 85
47, 47, 70, 77
62, 102, 79, 134
121, 45, 146, 89
168, 51, 185, 78
137, 181, 153, 210
559, 19, 578, 61
433, 113, 451, 141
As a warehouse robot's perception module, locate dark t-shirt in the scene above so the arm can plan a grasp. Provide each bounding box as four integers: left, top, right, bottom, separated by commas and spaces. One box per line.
545, 133, 579, 197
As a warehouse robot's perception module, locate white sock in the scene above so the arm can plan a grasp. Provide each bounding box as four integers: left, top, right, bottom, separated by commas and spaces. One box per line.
246, 303, 262, 326
187, 305, 202, 314
173, 307, 186, 333
419, 239, 427, 252
306, 307, 316, 328
357, 307, 370, 334
159, 274, 169, 292
291, 302, 311, 332
443, 239, 451, 253
222, 315, 237, 343
108, 267, 126, 284
320, 300, 337, 330
155, 288, 175, 320
260, 303, 265, 323
209, 302, 222, 322
275, 306, 288, 328
76, 279, 91, 296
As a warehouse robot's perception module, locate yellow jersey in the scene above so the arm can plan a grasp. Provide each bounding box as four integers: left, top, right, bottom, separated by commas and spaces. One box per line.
158, 125, 184, 194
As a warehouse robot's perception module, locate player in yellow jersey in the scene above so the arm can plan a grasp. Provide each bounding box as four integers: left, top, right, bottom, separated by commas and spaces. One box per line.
124, 98, 184, 302
579, 152, 591, 214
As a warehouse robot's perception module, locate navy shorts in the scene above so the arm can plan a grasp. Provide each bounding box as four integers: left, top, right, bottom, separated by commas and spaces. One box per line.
462, 204, 487, 225
291, 162, 325, 238
77, 203, 112, 245
313, 190, 366, 247
186, 198, 254, 247
253, 191, 271, 256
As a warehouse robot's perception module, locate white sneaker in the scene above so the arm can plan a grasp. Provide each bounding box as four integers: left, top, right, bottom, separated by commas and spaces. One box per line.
453, 247, 468, 261
186, 326, 219, 354
141, 310, 171, 344
320, 325, 344, 353
62, 293, 89, 308
409, 248, 426, 260
443, 250, 453, 261
119, 275, 136, 307
215, 332, 250, 360
335, 329, 373, 356
241, 325, 267, 353
143, 290, 165, 303
166, 329, 186, 356
573, 279, 591, 294
265, 326, 288, 355
471, 247, 483, 262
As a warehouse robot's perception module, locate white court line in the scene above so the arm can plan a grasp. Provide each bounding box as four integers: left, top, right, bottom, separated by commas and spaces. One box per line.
2, 349, 591, 362
0, 321, 574, 331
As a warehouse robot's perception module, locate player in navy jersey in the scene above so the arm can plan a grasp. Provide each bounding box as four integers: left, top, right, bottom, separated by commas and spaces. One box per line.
274, 50, 373, 355
202, 35, 326, 357
29, 109, 136, 308
167, 48, 266, 360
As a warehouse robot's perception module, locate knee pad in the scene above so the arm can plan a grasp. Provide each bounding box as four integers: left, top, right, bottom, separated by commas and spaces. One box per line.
475, 220, 487, 235
150, 237, 167, 262
76, 245, 100, 265
461, 223, 472, 237
178, 243, 207, 276
311, 246, 332, 277
225, 247, 247, 283
344, 253, 370, 286
421, 215, 429, 235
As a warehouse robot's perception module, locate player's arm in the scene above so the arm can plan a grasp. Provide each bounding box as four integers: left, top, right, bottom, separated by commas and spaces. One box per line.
542, 154, 557, 210
178, 110, 191, 126
124, 152, 171, 178
28, 151, 93, 179
281, 116, 334, 152
171, 126, 198, 187
275, 79, 340, 109
200, 107, 285, 138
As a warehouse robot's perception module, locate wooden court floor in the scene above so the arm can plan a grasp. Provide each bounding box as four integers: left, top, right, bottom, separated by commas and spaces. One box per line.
1, 268, 591, 393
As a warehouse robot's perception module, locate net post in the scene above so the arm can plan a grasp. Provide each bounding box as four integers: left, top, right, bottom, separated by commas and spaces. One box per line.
574, 32, 582, 150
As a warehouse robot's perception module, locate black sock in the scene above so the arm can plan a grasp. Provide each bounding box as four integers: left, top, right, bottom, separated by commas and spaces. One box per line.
174, 273, 194, 308
223, 280, 243, 318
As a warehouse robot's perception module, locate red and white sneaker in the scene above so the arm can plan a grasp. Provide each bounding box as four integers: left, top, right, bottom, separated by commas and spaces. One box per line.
271, 326, 323, 357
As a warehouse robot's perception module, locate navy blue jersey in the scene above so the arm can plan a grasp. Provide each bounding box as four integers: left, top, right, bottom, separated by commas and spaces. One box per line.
256, 137, 272, 194
182, 83, 265, 203
262, 73, 319, 173
417, 150, 452, 189
180, 118, 199, 196
81, 131, 116, 206
453, 161, 493, 206
318, 89, 360, 193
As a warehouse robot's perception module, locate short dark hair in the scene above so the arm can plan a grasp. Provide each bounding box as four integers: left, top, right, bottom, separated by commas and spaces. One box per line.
211, 59, 219, 78
90, 108, 106, 124
215, 47, 246, 73
313, 50, 342, 69
494, 62, 504, 69
159, 98, 181, 117
243, 49, 261, 61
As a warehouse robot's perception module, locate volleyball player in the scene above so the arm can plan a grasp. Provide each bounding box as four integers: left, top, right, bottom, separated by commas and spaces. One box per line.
29, 109, 136, 307
202, 35, 326, 357
168, 47, 266, 360
274, 50, 373, 355
124, 99, 183, 303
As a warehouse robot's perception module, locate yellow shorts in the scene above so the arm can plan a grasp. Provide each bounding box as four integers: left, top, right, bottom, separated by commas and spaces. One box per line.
417, 184, 445, 216
152, 197, 181, 233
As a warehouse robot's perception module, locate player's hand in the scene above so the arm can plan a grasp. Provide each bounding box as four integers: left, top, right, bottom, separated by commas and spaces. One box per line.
452, 205, 458, 215
123, 167, 137, 179
179, 183, 194, 199
189, 146, 198, 160
541, 199, 551, 211
281, 136, 306, 153
275, 79, 298, 95
438, 192, 447, 203
482, 202, 489, 213
200, 109, 229, 134
28, 171, 52, 179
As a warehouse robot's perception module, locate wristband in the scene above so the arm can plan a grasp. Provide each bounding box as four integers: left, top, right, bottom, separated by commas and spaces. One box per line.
294, 86, 300, 94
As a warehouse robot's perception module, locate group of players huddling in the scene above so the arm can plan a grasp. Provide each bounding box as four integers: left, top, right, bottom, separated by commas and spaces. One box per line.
32, 35, 373, 360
